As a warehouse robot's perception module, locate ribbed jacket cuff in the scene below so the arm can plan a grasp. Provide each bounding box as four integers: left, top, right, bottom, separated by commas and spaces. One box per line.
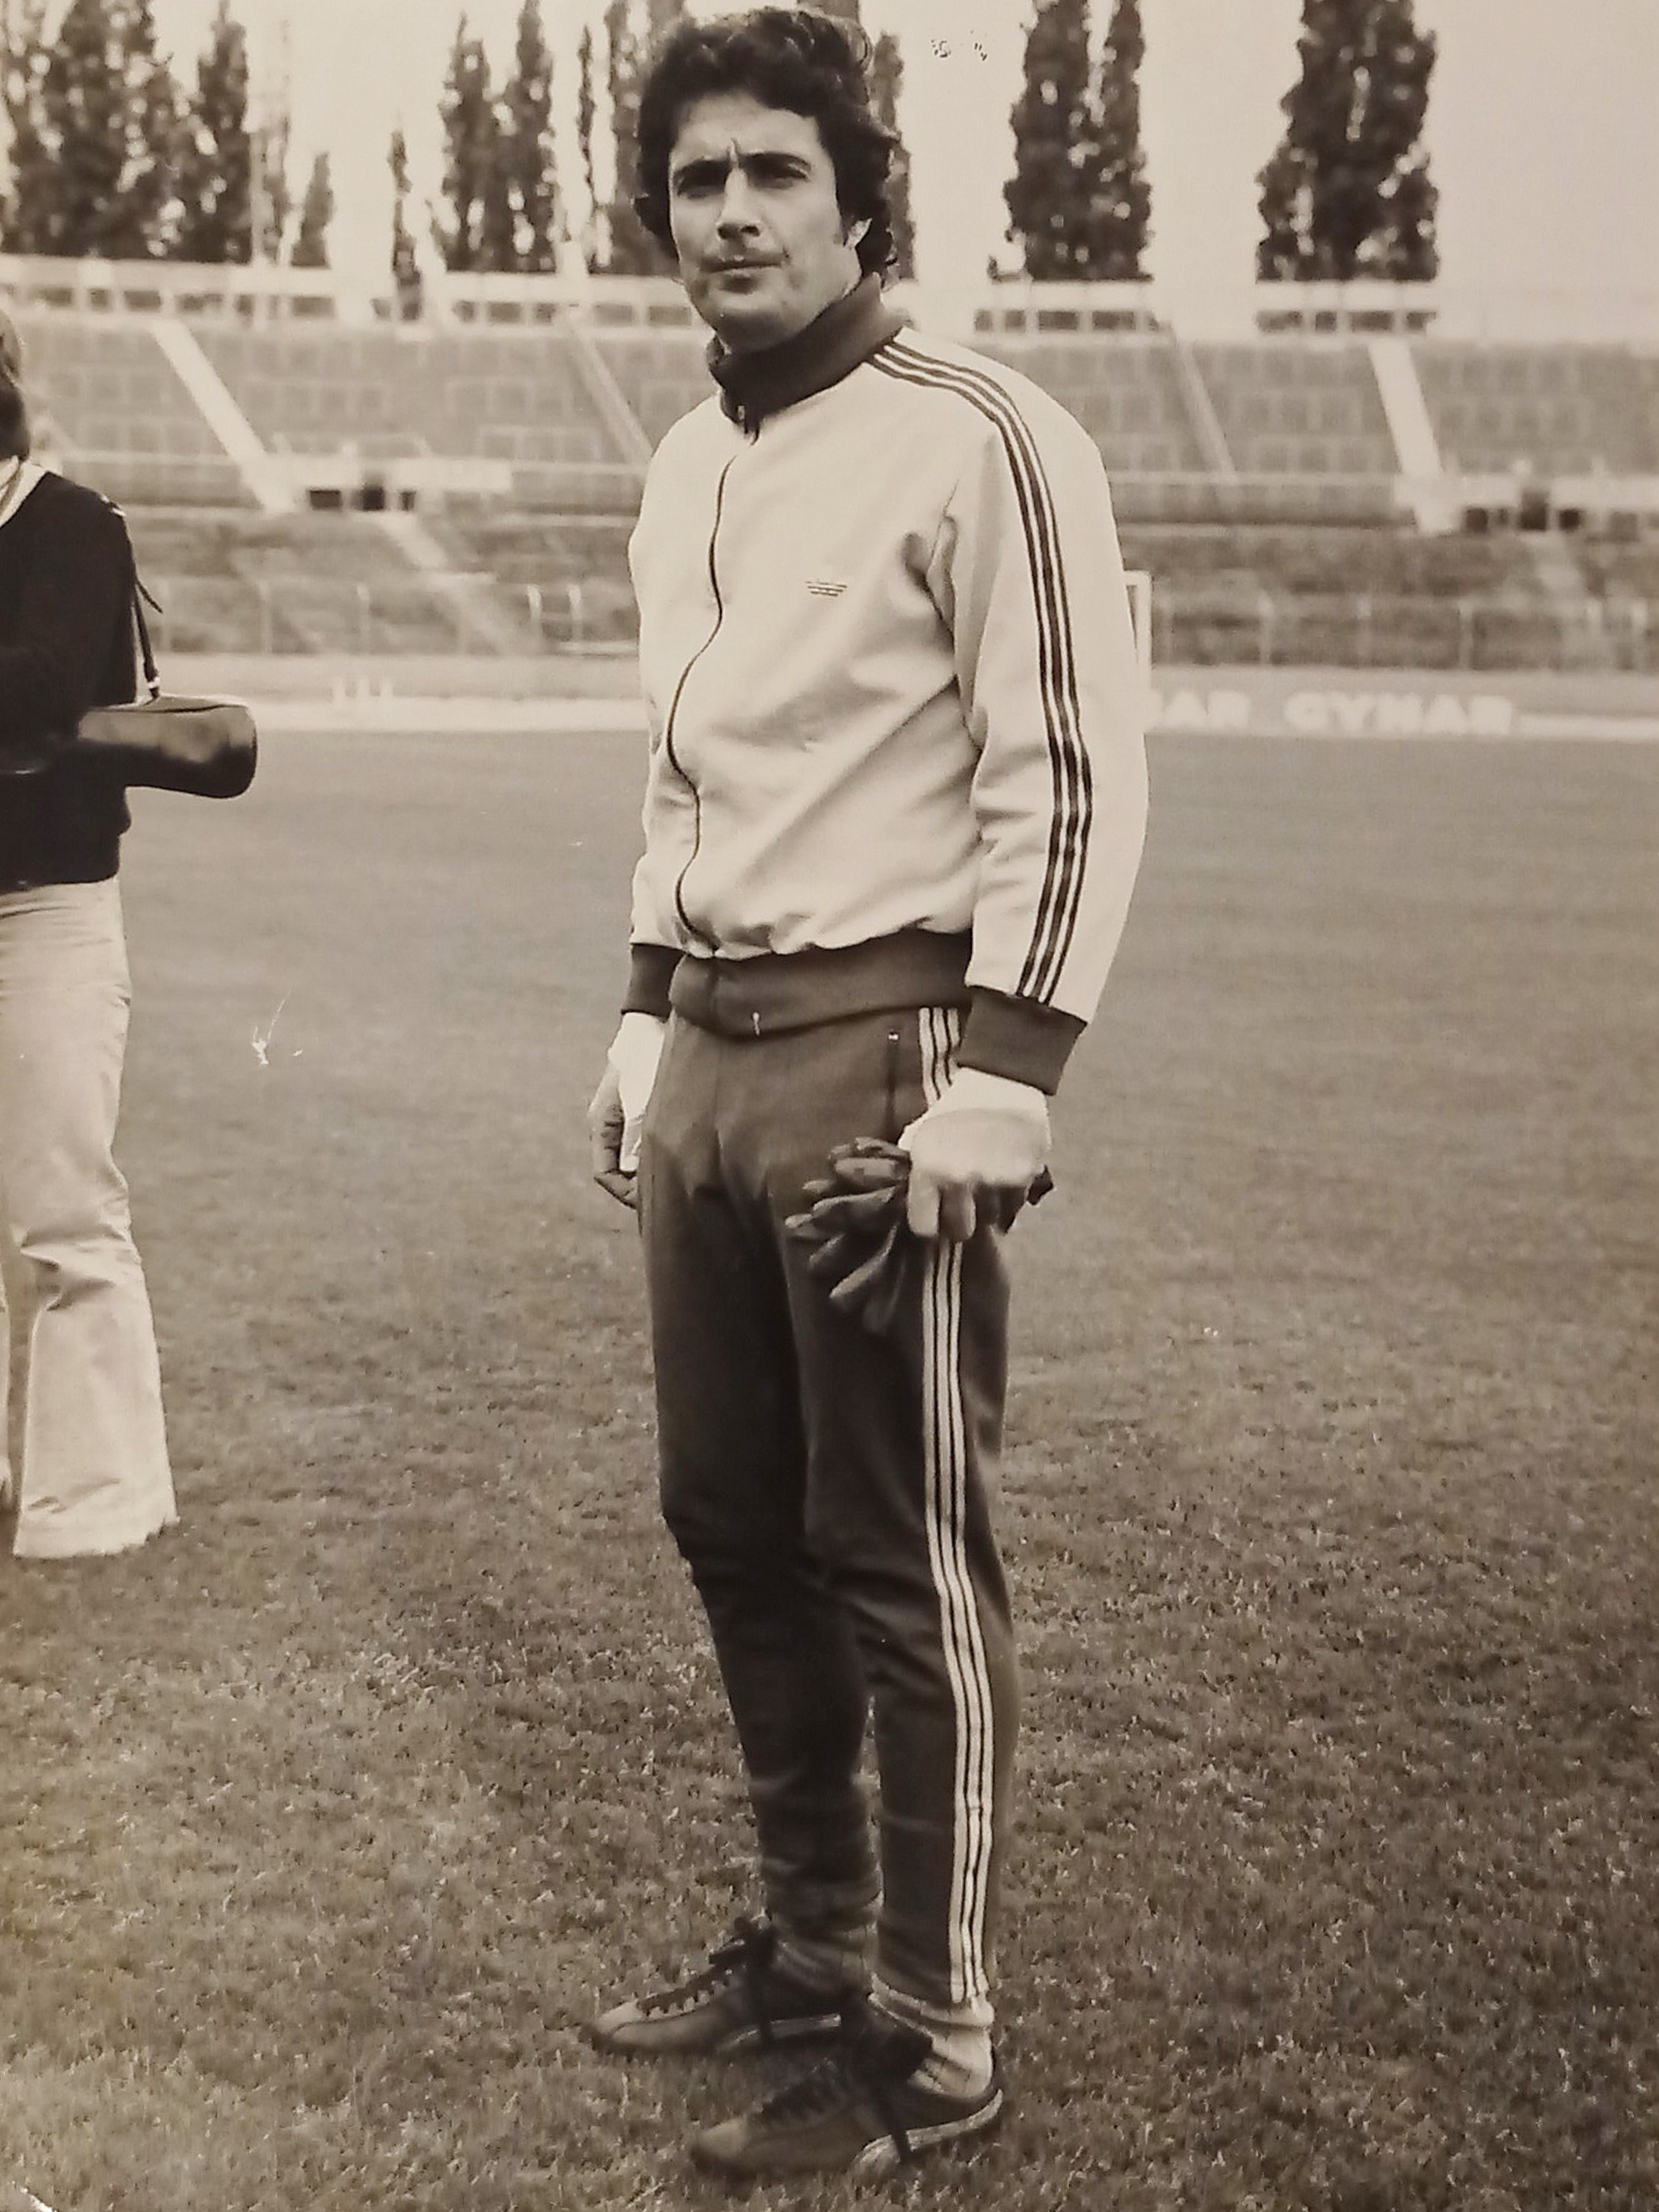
959, 988, 1085, 1096
623, 942, 681, 1020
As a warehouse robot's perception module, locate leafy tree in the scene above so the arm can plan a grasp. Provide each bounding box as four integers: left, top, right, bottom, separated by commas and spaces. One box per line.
868, 31, 913, 281
26, 0, 180, 258
1257, 0, 1438, 280
433, 16, 502, 272
1088, 0, 1150, 278
0, 0, 54, 252
290, 149, 332, 268
389, 126, 423, 317
498, 0, 558, 271
175, 0, 251, 263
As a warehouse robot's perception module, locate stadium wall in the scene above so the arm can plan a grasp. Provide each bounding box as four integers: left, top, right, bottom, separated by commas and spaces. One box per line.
166, 654, 1659, 743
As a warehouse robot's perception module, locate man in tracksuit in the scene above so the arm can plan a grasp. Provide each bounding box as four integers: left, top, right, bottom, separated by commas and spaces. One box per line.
585, 7, 1148, 2183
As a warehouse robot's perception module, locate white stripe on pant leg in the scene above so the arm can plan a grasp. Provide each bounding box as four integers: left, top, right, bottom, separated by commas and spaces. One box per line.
917, 1008, 997, 2011
922, 1013, 992, 2002
936, 1232, 998, 2010
927, 1235, 991, 2008
919, 1012, 979, 2003
921, 1011, 995, 2008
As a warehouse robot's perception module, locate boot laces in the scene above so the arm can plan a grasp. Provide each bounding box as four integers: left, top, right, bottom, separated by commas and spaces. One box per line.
637, 1915, 773, 2018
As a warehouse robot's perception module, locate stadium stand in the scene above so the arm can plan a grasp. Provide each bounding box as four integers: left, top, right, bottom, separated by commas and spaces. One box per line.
1112, 520, 1628, 671
973, 333, 1211, 476
1187, 341, 1396, 478
1413, 343, 1659, 477
191, 324, 642, 511
590, 323, 1408, 524
590, 329, 717, 449
437, 506, 638, 646
122, 507, 483, 654
964, 330, 1400, 522
13, 309, 254, 507
4, 260, 1654, 670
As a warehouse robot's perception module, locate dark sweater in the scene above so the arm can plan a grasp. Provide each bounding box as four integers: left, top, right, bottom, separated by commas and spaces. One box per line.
0, 471, 138, 891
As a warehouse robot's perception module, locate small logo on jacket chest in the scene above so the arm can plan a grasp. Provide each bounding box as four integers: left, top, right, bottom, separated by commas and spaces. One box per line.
806, 578, 847, 599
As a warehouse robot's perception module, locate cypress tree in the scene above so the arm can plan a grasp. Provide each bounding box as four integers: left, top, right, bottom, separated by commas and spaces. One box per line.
3, 0, 178, 256
37, 0, 161, 256
117, 0, 183, 255
575, 21, 599, 270
601, 0, 640, 270
433, 16, 500, 272
498, 0, 558, 272
176, 0, 252, 263
255, 103, 293, 263
37, 0, 130, 255
1088, 0, 1150, 278
290, 150, 332, 268
600, 0, 680, 274
389, 126, 423, 316
1005, 0, 1096, 279
0, 0, 54, 252
868, 31, 913, 282
1257, 0, 1438, 280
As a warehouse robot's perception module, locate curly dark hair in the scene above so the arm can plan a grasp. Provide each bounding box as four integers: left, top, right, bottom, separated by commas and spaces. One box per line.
633, 7, 899, 279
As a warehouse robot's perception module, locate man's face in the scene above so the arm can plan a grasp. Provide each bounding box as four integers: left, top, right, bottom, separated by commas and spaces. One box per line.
667, 92, 868, 353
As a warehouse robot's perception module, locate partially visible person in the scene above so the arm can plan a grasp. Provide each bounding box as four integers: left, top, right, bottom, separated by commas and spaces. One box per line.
0, 305, 176, 1559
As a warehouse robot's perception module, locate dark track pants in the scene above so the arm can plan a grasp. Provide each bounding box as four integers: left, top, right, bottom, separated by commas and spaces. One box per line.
638, 1003, 1018, 2029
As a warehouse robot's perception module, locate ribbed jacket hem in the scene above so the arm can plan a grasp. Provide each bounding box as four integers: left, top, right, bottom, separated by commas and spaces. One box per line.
959, 988, 1085, 1095
623, 942, 682, 1020
628, 931, 1084, 1093
629, 947, 1087, 1093
666, 929, 974, 1039
0, 855, 120, 896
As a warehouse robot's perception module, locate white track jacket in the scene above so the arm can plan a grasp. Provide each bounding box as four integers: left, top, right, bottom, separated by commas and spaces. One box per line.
624, 279, 1148, 1094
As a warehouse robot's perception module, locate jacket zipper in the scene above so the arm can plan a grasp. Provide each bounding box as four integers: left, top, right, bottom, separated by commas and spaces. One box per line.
662, 454, 734, 948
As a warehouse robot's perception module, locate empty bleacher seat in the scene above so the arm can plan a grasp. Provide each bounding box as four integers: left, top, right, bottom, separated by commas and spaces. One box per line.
977, 335, 1209, 474
1414, 344, 1657, 474
593, 330, 713, 446
1189, 343, 1396, 476
14, 309, 254, 505
196, 323, 631, 483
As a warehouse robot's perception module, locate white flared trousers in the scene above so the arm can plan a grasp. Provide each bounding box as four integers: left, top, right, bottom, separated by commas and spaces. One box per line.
0, 878, 176, 1559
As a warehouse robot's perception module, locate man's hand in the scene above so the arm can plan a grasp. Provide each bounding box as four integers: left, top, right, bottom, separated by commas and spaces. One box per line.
588, 1012, 667, 1209
899, 1067, 1051, 1240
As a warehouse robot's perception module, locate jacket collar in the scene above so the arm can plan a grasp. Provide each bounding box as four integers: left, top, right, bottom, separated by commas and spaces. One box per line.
0, 458, 44, 533
707, 274, 907, 434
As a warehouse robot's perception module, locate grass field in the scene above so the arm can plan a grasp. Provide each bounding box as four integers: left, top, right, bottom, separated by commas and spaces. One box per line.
2, 726, 1656, 2212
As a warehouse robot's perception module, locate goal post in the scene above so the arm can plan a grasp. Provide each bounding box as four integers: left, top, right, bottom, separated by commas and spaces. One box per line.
1126, 569, 1153, 690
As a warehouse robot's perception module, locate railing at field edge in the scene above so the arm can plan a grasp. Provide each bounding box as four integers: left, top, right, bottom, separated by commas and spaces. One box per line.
138, 572, 1658, 674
